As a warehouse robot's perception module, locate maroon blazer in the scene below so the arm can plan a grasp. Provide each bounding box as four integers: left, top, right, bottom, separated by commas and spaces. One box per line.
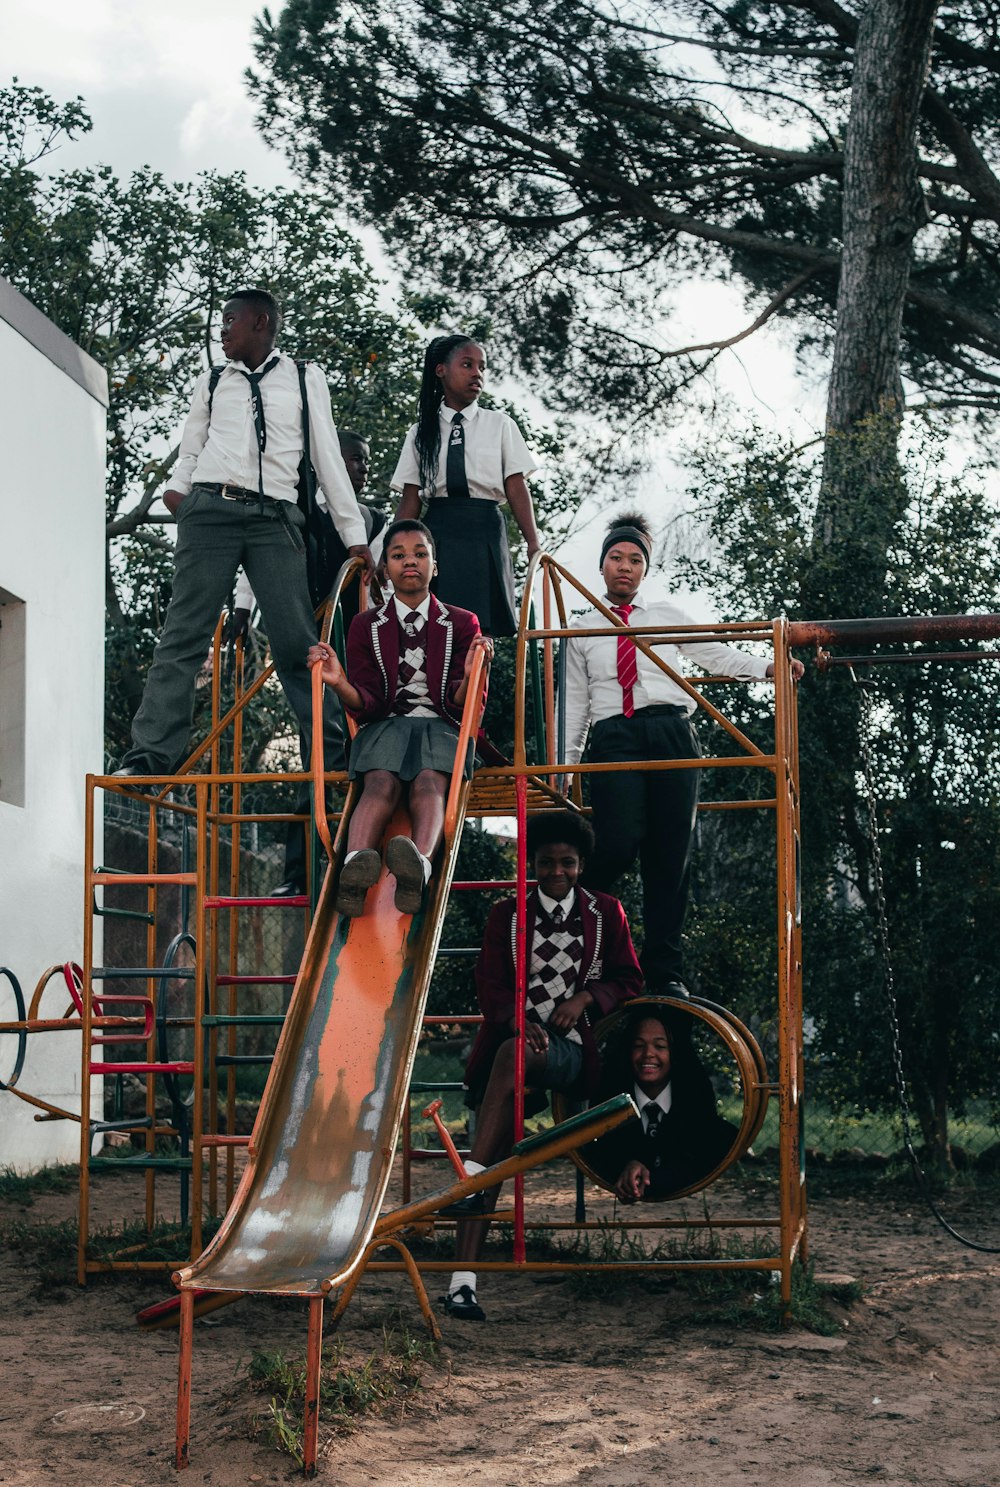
464, 887, 643, 1099
344, 594, 484, 725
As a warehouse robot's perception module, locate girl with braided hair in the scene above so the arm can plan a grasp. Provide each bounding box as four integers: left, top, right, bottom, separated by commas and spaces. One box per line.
390, 334, 540, 636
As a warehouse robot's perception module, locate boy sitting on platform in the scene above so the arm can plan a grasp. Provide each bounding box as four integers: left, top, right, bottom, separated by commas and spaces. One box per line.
442, 810, 642, 1321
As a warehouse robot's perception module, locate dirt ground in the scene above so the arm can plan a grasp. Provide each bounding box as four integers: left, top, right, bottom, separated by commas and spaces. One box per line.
1, 1164, 998, 1487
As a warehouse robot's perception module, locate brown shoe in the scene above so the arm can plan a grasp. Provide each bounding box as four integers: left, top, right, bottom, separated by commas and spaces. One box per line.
385, 836, 428, 915
335, 850, 381, 916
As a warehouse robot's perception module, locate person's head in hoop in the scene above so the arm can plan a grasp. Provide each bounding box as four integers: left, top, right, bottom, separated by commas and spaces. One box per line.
600, 510, 653, 606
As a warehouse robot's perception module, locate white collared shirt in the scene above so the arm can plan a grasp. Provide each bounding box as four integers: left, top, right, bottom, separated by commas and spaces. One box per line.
171, 351, 367, 546
635, 1083, 673, 1125
561, 591, 772, 765
536, 886, 577, 919
392, 594, 432, 626
390, 401, 538, 502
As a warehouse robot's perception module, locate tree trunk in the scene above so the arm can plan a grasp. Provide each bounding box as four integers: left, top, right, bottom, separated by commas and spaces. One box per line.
798, 1, 941, 886
811, 0, 940, 614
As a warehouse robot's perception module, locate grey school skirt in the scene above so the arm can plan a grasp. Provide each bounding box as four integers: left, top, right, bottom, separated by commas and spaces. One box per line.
348, 715, 475, 781
424, 498, 518, 637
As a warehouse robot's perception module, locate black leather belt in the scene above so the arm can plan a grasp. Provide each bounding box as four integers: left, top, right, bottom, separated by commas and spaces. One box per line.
196, 482, 278, 505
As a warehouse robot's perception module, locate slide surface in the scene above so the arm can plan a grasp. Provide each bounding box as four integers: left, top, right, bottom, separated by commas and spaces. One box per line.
177, 800, 465, 1298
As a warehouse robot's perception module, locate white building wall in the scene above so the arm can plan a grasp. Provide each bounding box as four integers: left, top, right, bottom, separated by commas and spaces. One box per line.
0, 283, 107, 1171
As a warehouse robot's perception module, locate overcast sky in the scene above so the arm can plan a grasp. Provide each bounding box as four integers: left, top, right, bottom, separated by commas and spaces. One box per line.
3, 0, 826, 603
2, 0, 293, 187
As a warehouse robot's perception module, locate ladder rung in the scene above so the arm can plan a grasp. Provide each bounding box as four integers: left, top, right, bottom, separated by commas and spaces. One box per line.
204, 895, 308, 908
93, 872, 196, 886
202, 1015, 286, 1027
92, 1062, 194, 1075
214, 975, 294, 986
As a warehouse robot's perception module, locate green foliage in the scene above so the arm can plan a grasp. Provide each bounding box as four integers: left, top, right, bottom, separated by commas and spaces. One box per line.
247, 1, 1000, 430
527, 1223, 852, 1331
1, 81, 579, 765
0, 1164, 77, 1203
0, 82, 422, 763
668, 420, 1000, 1161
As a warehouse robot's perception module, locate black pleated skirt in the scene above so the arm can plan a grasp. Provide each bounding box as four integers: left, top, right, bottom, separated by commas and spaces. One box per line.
424, 499, 518, 637
348, 715, 474, 781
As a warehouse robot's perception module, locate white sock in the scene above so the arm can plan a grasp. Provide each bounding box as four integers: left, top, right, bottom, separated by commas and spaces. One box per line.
343, 849, 360, 864
419, 851, 432, 883
449, 1270, 476, 1297
463, 1160, 486, 1177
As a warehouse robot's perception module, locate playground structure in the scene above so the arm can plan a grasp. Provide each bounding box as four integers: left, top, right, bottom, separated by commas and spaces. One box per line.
5, 552, 997, 1472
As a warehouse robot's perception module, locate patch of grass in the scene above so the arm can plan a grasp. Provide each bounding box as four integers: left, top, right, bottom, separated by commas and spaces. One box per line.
0, 1164, 78, 1203
522, 1222, 860, 1334
679, 1257, 859, 1336
0, 1212, 221, 1295
245, 1317, 438, 1466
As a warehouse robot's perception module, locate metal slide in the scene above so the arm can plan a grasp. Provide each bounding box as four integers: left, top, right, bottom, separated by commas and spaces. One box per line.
176, 792, 467, 1299
171, 622, 490, 1302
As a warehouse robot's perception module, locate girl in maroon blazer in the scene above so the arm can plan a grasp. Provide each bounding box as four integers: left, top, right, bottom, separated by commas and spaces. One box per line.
309, 519, 492, 916
441, 810, 642, 1322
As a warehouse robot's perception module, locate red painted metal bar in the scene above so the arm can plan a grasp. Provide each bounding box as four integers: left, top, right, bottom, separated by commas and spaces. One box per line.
303, 1295, 324, 1478
513, 773, 528, 1265
95, 1062, 194, 1075
786, 612, 1000, 648
214, 974, 295, 986
78, 777, 97, 1286
175, 1287, 194, 1469
422, 1098, 467, 1179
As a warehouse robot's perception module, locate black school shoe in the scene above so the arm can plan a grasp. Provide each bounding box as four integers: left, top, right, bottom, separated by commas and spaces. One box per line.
439, 1191, 488, 1217
386, 835, 427, 915
270, 878, 307, 898
336, 849, 381, 916
441, 1285, 486, 1322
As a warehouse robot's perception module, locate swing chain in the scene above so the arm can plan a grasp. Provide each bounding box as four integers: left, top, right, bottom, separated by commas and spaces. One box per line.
851, 668, 1000, 1254
851, 672, 917, 1156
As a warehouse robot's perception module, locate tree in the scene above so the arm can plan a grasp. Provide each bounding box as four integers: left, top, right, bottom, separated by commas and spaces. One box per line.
248, 1, 1000, 433
670, 422, 1000, 1165
1, 82, 579, 762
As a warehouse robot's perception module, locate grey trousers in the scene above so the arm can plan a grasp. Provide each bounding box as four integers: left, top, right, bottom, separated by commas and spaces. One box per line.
123, 486, 343, 773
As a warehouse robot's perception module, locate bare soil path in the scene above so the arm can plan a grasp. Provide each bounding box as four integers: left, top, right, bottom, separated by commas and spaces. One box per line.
1, 1168, 997, 1486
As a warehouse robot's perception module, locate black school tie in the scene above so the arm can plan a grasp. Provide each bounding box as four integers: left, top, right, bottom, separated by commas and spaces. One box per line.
446, 411, 471, 498
645, 1104, 663, 1140
237, 355, 280, 496
550, 903, 564, 925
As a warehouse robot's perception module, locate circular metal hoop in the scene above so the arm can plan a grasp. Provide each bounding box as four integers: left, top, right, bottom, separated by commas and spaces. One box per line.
552, 995, 769, 1201
0, 967, 28, 1091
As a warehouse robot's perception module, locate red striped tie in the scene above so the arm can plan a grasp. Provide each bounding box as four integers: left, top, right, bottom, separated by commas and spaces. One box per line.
611, 604, 637, 718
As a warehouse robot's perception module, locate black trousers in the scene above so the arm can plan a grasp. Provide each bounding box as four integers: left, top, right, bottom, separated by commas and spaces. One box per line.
582, 706, 701, 986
